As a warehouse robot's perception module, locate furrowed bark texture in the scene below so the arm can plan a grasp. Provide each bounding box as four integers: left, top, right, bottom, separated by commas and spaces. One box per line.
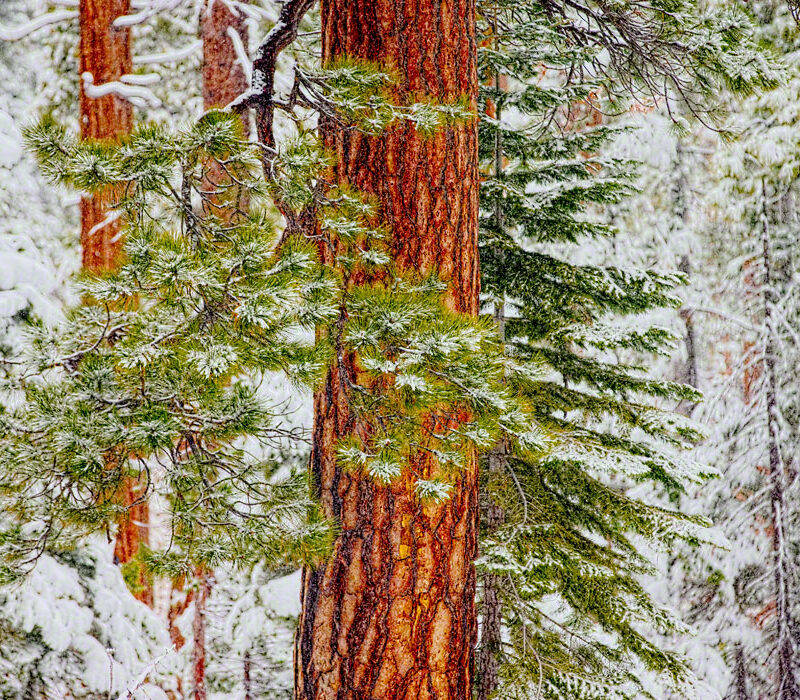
79, 0, 132, 270
295, 2, 480, 699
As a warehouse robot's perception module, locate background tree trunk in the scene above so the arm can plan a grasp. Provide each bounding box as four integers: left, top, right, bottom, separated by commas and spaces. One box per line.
202, 0, 249, 113
192, 566, 210, 700
174, 7, 253, 695
78, 0, 132, 271
760, 185, 800, 700
295, 2, 480, 699
180, 7, 253, 695
79, 0, 153, 605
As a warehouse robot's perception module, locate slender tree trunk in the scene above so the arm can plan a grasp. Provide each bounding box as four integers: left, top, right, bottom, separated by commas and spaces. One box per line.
760, 182, 800, 700
192, 566, 210, 700
729, 644, 750, 700
182, 8, 253, 696
294, 2, 480, 698
79, 0, 133, 270
476, 59, 505, 700
79, 0, 152, 604
673, 142, 698, 412
244, 649, 253, 700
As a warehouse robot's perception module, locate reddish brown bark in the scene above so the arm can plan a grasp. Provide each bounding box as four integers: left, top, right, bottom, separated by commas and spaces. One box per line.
175, 8, 253, 693
79, 0, 133, 271
112, 478, 153, 607
295, 2, 480, 699
202, 0, 250, 112
201, 0, 250, 220
79, 0, 152, 604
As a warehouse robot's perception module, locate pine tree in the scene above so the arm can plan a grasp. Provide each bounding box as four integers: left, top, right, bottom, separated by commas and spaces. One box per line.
2, 49, 531, 697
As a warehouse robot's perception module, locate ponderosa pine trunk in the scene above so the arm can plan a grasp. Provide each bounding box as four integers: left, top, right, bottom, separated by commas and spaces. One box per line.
79, 0, 152, 604
79, 0, 132, 270
294, 2, 480, 699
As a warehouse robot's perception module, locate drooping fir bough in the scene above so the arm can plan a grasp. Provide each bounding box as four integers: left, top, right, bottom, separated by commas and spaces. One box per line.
472, 1, 779, 698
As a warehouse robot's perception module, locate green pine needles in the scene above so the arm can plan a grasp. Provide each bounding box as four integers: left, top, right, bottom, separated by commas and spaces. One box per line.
0, 100, 540, 586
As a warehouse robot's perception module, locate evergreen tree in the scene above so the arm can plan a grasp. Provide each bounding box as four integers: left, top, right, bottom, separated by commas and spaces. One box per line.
473, 0, 778, 698
0, 63, 534, 692
661, 3, 800, 695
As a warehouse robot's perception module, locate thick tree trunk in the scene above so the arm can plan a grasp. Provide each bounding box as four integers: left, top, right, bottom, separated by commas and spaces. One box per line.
78, 0, 133, 271
294, 3, 480, 699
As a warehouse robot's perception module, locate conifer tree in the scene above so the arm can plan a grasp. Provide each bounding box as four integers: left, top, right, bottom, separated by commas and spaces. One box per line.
252, 0, 487, 695
473, 1, 778, 698
2, 36, 534, 698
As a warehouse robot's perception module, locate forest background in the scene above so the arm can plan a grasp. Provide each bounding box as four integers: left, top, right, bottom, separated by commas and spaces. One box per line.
0, 0, 798, 699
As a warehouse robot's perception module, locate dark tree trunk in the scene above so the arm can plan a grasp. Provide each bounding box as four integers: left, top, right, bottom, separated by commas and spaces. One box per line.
294, 2, 480, 698
761, 182, 800, 700
476, 63, 506, 700
244, 649, 253, 700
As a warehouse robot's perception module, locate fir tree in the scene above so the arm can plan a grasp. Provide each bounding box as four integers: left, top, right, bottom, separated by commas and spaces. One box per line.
473, 0, 778, 698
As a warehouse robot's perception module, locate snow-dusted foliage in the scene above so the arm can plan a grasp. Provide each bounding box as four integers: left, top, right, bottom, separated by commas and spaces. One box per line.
1, 0, 799, 696
0, 539, 175, 698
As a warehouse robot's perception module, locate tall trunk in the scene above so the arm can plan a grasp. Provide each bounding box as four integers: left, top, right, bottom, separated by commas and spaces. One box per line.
79, 0, 152, 603
179, 6, 253, 692
192, 566, 210, 700
476, 57, 506, 700
79, 0, 133, 270
761, 182, 799, 699
673, 142, 698, 412
295, 2, 480, 698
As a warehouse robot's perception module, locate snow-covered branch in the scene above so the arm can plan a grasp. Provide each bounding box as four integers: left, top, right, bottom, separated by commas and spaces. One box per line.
226, 26, 252, 85
113, 0, 188, 28
114, 646, 175, 700
0, 9, 76, 42
81, 72, 161, 109
133, 39, 202, 66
